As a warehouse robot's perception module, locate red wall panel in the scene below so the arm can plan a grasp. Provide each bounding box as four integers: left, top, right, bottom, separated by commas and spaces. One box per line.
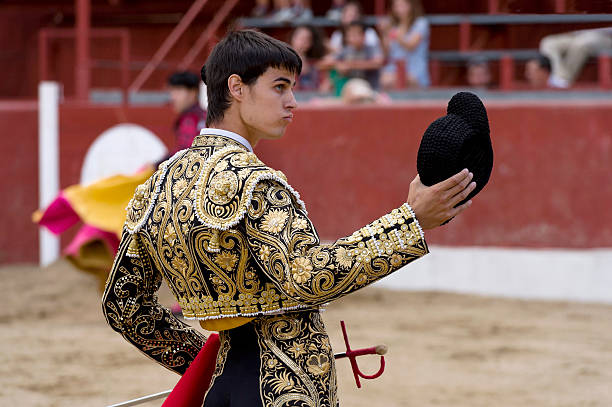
1, 101, 611, 264
256, 101, 612, 249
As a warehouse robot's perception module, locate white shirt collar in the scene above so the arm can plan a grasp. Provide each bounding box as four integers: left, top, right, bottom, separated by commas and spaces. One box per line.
199, 128, 253, 152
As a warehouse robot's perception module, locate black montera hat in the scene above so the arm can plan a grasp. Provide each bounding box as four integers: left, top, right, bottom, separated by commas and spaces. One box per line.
417, 92, 493, 206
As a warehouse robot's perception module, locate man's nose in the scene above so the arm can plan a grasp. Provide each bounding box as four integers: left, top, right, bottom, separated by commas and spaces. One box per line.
286, 90, 298, 110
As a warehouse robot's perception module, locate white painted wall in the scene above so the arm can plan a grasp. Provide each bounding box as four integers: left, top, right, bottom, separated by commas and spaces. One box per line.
377, 246, 612, 303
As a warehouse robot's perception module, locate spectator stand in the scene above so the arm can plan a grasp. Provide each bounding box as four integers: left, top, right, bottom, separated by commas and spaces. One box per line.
238, 13, 612, 91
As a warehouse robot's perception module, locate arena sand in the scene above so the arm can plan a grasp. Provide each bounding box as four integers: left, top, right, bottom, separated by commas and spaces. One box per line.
1, 260, 611, 407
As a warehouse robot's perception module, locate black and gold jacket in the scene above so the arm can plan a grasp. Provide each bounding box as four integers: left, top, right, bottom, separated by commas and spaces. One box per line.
102, 133, 429, 375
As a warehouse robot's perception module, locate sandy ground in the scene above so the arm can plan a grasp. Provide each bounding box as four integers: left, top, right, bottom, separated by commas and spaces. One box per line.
1, 260, 612, 407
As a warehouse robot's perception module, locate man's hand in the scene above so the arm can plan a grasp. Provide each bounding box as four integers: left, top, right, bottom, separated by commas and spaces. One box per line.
406, 169, 476, 230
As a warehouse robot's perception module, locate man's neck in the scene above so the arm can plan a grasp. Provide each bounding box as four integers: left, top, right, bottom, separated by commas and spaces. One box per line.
210, 118, 259, 148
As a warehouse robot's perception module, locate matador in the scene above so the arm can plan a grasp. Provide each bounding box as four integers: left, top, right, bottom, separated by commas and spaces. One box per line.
103, 30, 477, 406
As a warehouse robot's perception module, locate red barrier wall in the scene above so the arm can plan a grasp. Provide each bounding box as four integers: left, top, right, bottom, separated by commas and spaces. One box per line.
1, 101, 611, 264
256, 101, 612, 249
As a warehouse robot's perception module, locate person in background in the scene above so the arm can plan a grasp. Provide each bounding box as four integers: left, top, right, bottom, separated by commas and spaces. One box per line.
539, 27, 612, 88
289, 25, 327, 90
167, 71, 207, 153
326, 0, 347, 21
270, 0, 295, 23
525, 53, 553, 89
466, 57, 492, 89
379, 0, 430, 89
328, 1, 381, 54
251, 0, 270, 18
291, 0, 314, 23
332, 21, 384, 91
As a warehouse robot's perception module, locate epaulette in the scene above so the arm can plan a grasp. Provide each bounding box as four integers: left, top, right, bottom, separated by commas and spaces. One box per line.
194, 146, 307, 249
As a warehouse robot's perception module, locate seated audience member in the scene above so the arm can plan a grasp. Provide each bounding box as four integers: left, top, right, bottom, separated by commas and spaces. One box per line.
292, 0, 314, 22
525, 54, 553, 89
270, 0, 295, 23
333, 21, 384, 91
540, 27, 612, 88
340, 78, 391, 104
251, 0, 270, 18
466, 57, 492, 89
326, 0, 347, 21
290, 25, 327, 90
329, 1, 381, 54
379, 0, 430, 89
308, 78, 392, 105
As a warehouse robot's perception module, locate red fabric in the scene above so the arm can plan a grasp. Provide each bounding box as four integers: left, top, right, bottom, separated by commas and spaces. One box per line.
37, 192, 81, 235
162, 333, 221, 407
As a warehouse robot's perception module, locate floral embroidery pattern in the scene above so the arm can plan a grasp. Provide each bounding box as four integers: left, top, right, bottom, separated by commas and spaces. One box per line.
260, 209, 289, 234
291, 257, 313, 284
215, 250, 238, 271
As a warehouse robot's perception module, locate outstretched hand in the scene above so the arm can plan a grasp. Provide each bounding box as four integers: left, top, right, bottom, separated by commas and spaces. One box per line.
406, 169, 476, 230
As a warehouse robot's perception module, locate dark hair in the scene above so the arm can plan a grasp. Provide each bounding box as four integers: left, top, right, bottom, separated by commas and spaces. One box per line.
344, 0, 363, 14
167, 71, 200, 90
346, 20, 367, 34
534, 53, 552, 72
290, 25, 327, 60
390, 0, 424, 27
202, 30, 302, 126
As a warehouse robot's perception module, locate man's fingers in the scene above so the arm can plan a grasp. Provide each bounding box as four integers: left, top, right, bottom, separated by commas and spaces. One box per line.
446, 171, 473, 198
436, 169, 470, 191
447, 199, 473, 220
449, 181, 477, 207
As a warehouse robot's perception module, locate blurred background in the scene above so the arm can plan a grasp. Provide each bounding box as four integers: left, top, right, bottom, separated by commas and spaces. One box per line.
1, 1, 612, 406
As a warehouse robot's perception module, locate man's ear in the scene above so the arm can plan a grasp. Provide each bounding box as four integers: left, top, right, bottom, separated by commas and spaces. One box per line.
228, 74, 244, 101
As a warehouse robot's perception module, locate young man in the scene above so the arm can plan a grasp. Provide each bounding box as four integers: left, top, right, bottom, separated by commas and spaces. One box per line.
103, 30, 475, 406
167, 71, 207, 152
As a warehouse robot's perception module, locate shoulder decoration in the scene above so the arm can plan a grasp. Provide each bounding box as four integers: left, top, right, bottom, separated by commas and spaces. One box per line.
124, 149, 188, 234
194, 146, 307, 233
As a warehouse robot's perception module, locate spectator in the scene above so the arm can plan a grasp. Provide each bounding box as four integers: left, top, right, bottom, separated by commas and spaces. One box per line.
289, 25, 326, 90
292, 0, 314, 23
333, 21, 385, 91
326, 0, 347, 21
525, 54, 553, 89
251, 0, 270, 18
540, 27, 612, 88
379, 0, 430, 89
167, 71, 206, 152
270, 0, 295, 23
466, 57, 492, 89
328, 1, 381, 54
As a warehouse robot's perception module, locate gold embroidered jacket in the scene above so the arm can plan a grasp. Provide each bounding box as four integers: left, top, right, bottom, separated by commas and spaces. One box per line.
102, 134, 429, 374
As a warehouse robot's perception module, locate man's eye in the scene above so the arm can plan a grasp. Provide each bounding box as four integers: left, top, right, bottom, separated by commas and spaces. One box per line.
275, 84, 284, 91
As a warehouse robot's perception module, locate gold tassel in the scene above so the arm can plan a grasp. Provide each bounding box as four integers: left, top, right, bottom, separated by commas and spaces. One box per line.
208, 229, 220, 252
126, 234, 140, 258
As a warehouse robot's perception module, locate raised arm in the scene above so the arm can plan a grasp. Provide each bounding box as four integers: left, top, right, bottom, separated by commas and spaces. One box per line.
244, 179, 428, 306
102, 231, 206, 375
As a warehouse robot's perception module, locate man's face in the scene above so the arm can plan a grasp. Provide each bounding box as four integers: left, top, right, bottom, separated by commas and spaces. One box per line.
168, 86, 197, 114
525, 60, 548, 88
239, 67, 298, 141
346, 26, 365, 49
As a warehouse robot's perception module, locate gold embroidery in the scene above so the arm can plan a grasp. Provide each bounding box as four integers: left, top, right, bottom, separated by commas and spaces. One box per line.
105, 135, 428, 385
260, 209, 289, 234
256, 311, 337, 407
